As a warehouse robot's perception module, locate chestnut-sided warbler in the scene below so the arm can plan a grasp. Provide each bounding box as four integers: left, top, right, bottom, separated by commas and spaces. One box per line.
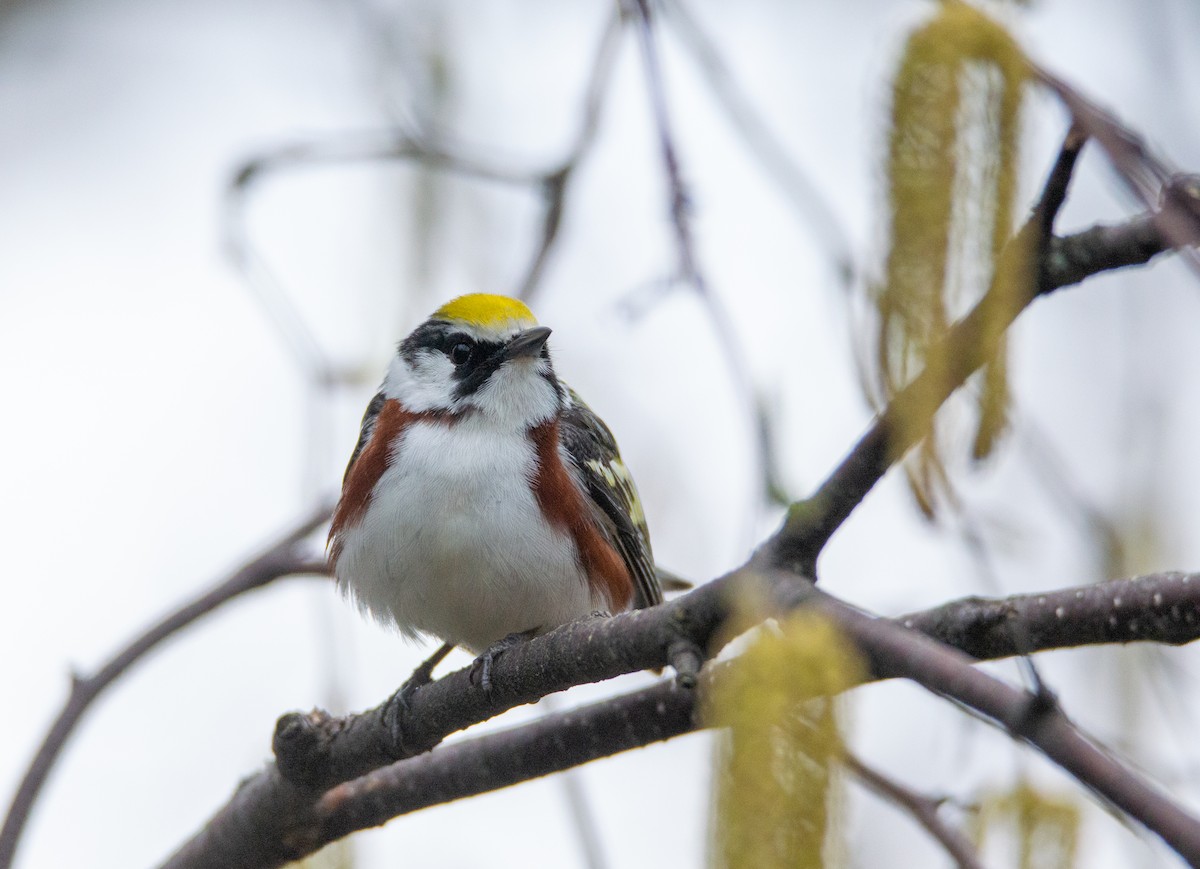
329, 293, 662, 687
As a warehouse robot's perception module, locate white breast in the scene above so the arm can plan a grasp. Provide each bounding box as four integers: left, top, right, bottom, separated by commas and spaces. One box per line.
334, 417, 601, 652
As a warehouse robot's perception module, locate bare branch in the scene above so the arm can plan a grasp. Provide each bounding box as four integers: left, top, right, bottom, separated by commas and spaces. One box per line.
845, 753, 984, 869
625, 0, 700, 288
794, 580, 1200, 865
272, 597, 732, 790
165, 678, 698, 869
1037, 68, 1200, 272
273, 574, 1200, 793
158, 565, 1200, 869
230, 134, 540, 190
899, 572, 1200, 659
517, 7, 623, 303
762, 127, 1192, 574
1043, 215, 1169, 292
0, 504, 332, 869
226, 9, 627, 319
154, 152, 1199, 860
621, 0, 754, 397
659, 0, 855, 283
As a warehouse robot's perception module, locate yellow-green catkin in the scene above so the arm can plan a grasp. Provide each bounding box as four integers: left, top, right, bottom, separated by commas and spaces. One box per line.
705, 608, 865, 869
972, 780, 1080, 869
877, 0, 1031, 511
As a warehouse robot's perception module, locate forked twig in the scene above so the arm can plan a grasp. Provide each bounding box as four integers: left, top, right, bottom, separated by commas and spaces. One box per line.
846, 752, 983, 869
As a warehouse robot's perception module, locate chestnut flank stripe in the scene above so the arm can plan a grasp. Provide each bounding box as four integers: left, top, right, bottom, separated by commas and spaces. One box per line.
529, 421, 633, 612
328, 400, 453, 564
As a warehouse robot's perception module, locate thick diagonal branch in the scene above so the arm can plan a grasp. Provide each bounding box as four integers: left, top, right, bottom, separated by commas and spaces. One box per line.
159, 570, 1200, 869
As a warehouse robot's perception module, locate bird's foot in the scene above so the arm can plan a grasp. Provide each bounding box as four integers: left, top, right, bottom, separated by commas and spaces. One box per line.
395, 641, 455, 710
472, 629, 537, 693
384, 642, 455, 751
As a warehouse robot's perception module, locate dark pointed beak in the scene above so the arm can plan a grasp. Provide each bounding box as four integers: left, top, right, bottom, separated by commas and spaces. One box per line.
504, 326, 552, 360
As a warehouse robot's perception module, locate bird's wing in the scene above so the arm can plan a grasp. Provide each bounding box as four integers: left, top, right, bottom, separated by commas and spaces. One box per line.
342, 390, 386, 485
559, 388, 662, 610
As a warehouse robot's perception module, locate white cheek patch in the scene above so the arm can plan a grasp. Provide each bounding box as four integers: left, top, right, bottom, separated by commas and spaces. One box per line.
385, 350, 461, 412
382, 341, 559, 427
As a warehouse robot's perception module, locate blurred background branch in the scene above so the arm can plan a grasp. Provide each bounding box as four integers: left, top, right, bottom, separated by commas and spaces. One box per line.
0, 504, 331, 869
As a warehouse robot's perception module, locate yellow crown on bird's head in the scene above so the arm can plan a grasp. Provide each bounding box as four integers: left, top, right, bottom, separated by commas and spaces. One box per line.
432, 294, 538, 337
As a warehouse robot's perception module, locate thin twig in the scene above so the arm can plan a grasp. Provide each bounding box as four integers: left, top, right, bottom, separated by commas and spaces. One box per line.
763, 129, 1093, 573
625, 0, 699, 284
518, 7, 624, 304
224, 133, 543, 387
623, 0, 767, 546
622, 0, 750, 391
845, 752, 984, 869
231, 133, 541, 189
0, 504, 332, 869
1037, 68, 1200, 275
660, 0, 855, 283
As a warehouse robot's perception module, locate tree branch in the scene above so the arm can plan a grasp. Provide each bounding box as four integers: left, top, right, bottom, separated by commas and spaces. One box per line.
1043, 215, 1169, 291
789, 578, 1200, 865
898, 571, 1200, 659
659, 0, 855, 283
272, 573, 1200, 793
517, 6, 623, 303
762, 127, 1189, 574
156, 144, 1198, 861
845, 752, 984, 869
82, 66, 1200, 869
621, 0, 755, 401
273, 585, 735, 790
1037, 68, 1200, 265
0, 504, 332, 869
157, 568, 1200, 869
160, 589, 731, 869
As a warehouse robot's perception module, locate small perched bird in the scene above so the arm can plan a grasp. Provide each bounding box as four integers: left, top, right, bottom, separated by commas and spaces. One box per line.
329, 293, 662, 688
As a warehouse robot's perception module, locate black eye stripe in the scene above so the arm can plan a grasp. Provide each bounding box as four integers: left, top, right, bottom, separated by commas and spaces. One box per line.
400, 321, 545, 399
438, 331, 469, 351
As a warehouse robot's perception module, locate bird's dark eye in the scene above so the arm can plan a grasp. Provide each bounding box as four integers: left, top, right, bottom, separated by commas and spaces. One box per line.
449, 342, 473, 366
